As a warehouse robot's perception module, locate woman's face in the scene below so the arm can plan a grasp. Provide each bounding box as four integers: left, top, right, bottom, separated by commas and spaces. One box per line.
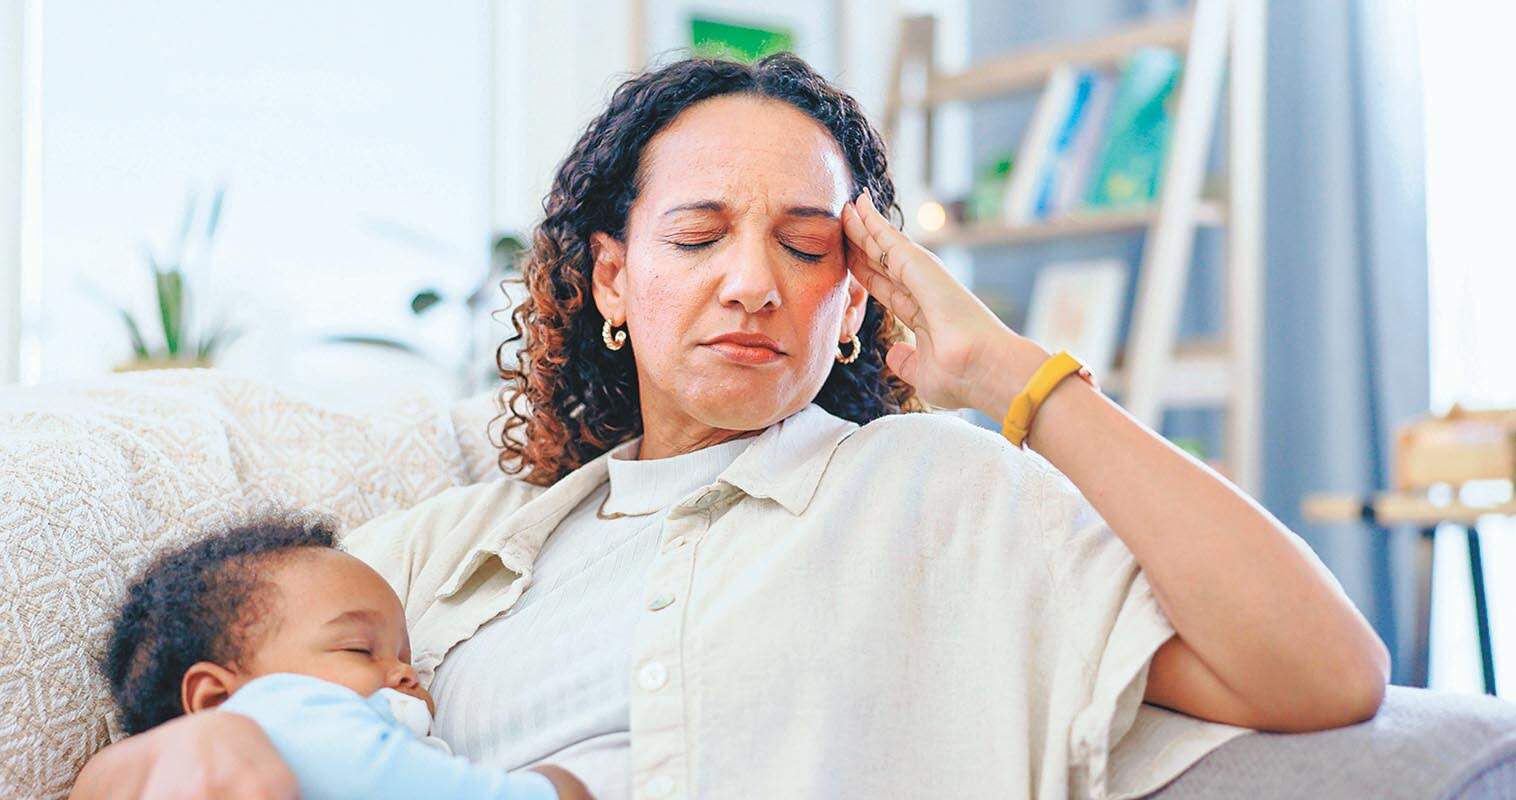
591, 94, 868, 446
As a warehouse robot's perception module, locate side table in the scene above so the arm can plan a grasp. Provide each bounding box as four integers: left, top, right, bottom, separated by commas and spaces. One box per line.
1303, 492, 1509, 696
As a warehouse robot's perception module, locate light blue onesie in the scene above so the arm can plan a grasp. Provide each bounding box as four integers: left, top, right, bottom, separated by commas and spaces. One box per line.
219, 672, 558, 800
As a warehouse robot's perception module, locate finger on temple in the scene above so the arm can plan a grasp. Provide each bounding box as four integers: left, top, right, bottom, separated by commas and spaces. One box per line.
840, 202, 873, 248
857, 193, 911, 250
854, 200, 921, 287
849, 256, 922, 326
843, 209, 911, 305
841, 204, 890, 272
845, 248, 892, 301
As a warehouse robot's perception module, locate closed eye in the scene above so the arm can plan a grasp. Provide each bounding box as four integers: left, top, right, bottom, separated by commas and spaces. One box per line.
672, 239, 823, 262
783, 244, 825, 262
342, 647, 373, 656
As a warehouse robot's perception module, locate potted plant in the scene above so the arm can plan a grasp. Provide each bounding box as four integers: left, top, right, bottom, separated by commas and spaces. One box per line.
111, 186, 240, 371
327, 233, 527, 395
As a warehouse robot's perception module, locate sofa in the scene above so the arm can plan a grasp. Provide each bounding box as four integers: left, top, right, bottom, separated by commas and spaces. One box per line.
2, 370, 1513, 799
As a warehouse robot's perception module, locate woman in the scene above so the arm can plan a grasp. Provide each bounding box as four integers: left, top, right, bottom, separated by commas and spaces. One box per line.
75, 53, 1387, 799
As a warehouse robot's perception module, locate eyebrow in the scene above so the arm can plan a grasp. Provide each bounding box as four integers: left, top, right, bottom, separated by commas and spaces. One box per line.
660, 200, 837, 220
323, 609, 384, 627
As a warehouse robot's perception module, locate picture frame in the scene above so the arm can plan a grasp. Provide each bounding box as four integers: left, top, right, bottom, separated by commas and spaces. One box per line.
638, 0, 839, 73
1023, 259, 1128, 375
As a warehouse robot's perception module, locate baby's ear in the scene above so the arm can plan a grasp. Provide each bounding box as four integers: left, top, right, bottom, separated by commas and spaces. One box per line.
181, 661, 240, 714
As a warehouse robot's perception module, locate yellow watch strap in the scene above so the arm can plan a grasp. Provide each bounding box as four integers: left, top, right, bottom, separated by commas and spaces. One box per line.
1001, 351, 1088, 448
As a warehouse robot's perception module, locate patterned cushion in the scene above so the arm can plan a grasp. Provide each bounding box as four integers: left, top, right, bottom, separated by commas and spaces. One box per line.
0, 370, 498, 798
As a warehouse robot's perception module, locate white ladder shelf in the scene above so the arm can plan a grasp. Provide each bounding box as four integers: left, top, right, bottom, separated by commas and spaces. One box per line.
885, 0, 1265, 494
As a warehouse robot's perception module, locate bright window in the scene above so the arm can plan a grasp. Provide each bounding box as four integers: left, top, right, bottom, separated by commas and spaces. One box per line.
34, 1, 492, 404
1418, 0, 1516, 698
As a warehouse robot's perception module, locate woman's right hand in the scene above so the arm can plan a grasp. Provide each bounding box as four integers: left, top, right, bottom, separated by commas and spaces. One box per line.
70, 712, 296, 800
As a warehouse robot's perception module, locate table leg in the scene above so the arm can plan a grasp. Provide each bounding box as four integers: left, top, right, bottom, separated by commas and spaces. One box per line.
1465, 524, 1497, 696
1409, 526, 1437, 688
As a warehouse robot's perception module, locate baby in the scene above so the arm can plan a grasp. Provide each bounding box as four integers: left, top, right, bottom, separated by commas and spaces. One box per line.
100, 515, 589, 800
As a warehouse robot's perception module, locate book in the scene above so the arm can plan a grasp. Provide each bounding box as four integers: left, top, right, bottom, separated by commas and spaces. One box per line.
1087, 47, 1182, 209
1032, 69, 1100, 219
1001, 65, 1077, 224
1048, 72, 1115, 215
968, 153, 1015, 222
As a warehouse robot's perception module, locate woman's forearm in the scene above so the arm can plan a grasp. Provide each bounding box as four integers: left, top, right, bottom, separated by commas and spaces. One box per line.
973, 334, 1390, 728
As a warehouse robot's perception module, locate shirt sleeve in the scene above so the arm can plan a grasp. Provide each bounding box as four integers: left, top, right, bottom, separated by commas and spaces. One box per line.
339, 481, 514, 606
219, 673, 558, 800
1033, 459, 1252, 800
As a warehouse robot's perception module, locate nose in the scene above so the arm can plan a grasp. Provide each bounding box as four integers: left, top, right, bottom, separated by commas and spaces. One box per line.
716, 232, 782, 314
387, 660, 421, 692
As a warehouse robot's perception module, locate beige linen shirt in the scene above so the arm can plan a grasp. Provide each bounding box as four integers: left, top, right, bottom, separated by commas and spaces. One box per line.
342, 402, 1251, 799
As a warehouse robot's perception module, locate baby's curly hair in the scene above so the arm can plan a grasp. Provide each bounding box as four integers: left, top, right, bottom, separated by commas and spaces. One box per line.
495, 52, 922, 486
102, 515, 337, 735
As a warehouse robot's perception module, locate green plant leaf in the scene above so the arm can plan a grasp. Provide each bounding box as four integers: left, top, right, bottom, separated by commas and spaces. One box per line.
323, 334, 429, 358
119, 309, 151, 359
141, 244, 162, 276
493, 234, 526, 273
493, 234, 526, 255
410, 289, 444, 315
156, 270, 184, 356
1171, 436, 1209, 460
204, 184, 225, 242
173, 191, 198, 267
195, 321, 242, 361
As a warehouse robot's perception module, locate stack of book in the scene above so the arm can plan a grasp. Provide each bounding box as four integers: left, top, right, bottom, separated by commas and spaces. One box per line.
1001, 47, 1182, 224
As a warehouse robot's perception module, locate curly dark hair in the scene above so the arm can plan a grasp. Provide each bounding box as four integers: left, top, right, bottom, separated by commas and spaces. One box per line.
495, 52, 923, 486
102, 515, 337, 735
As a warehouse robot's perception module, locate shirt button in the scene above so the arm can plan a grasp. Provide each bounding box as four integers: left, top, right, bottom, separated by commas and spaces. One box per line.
1072, 736, 1089, 760
638, 660, 668, 691
663, 534, 686, 551
648, 592, 675, 611
645, 775, 675, 797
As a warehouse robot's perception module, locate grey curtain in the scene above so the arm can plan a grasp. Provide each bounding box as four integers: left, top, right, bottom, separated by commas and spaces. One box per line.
965, 0, 1431, 685
1262, 0, 1428, 686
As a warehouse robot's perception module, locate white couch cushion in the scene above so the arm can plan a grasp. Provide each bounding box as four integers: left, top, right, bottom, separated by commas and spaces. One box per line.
0, 369, 495, 798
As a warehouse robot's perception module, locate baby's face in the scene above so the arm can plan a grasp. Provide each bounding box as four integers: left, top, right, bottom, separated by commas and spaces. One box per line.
238, 547, 433, 712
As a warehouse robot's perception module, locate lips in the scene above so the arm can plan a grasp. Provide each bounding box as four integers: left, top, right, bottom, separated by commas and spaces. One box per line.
702, 332, 785, 365
704, 332, 783, 353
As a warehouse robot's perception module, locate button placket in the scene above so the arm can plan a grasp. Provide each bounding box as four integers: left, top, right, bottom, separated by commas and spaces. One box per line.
629, 513, 704, 800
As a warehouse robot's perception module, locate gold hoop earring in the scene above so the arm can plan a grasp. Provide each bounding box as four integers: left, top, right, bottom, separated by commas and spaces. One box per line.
836, 333, 861, 364
602, 319, 627, 351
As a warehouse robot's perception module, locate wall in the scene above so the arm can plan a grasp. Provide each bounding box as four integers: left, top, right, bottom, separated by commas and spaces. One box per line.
0, 3, 24, 384
492, 0, 902, 236
32, 1, 493, 405
16, 1, 908, 398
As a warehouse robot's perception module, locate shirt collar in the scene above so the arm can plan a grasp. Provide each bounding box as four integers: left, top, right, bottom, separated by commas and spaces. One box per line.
716, 402, 860, 516
433, 402, 860, 601
601, 434, 754, 515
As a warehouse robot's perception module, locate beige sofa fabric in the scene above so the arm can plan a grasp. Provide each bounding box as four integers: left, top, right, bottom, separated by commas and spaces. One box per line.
0, 370, 498, 798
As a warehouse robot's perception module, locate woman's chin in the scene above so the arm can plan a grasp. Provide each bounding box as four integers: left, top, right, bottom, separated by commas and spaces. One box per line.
681, 387, 799, 431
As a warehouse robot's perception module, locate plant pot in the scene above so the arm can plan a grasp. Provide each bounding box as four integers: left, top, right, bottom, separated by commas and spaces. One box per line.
113, 357, 214, 373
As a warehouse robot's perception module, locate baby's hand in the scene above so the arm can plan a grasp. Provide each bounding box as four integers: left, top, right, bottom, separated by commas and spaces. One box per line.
529, 764, 594, 800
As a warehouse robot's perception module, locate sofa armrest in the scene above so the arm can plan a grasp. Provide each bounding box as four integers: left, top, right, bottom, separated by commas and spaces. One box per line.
1144, 686, 1516, 799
